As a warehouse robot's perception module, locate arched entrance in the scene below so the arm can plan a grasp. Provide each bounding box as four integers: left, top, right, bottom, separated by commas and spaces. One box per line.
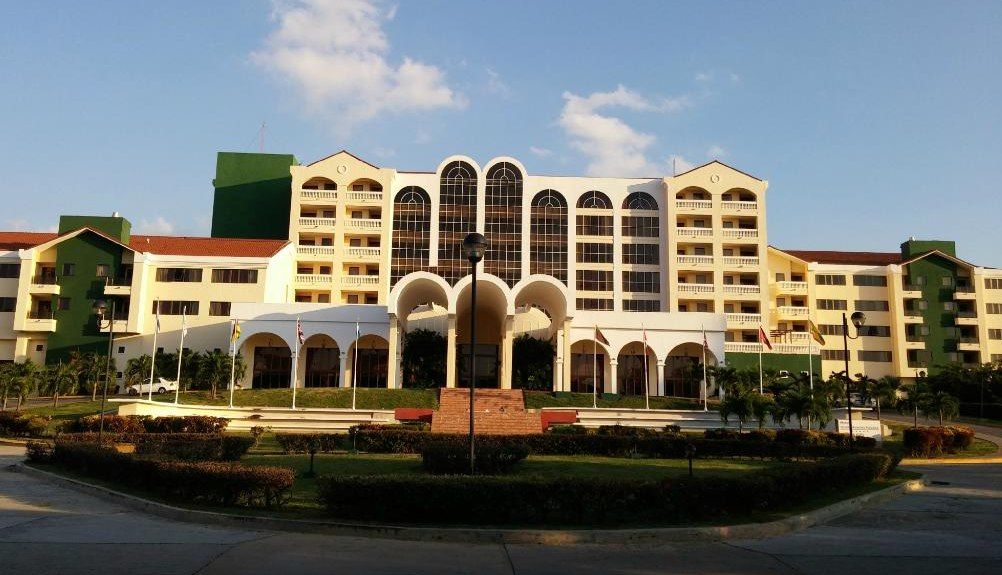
242, 332, 292, 389
511, 276, 569, 391
453, 274, 511, 388
302, 334, 340, 388
617, 341, 656, 396
664, 342, 718, 398
347, 334, 390, 388
569, 339, 609, 395
390, 272, 451, 388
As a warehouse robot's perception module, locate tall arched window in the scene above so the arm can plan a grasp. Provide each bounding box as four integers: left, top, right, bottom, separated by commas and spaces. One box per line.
391, 186, 431, 286
484, 162, 522, 286
622, 191, 660, 238
437, 161, 478, 285
623, 191, 658, 210
577, 190, 612, 210
575, 190, 614, 273
530, 190, 568, 283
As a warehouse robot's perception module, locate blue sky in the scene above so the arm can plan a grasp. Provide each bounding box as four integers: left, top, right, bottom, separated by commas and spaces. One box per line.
2, 1, 1001, 265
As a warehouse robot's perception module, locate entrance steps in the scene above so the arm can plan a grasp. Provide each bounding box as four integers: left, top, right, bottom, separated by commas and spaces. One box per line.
431, 389, 542, 435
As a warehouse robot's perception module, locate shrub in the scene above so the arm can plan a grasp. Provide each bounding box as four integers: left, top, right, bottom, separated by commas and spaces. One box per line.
49, 441, 293, 507
275, 433, 346, 454
317, 453, 896, 525
547, 424, 589, 435
596, 425, 658, 438
249, 425, 270, 446
664, 424, 683, 436
67, 415, 148, 434
421, 442, 528, 475
0, 412, 51, 437
774, 428, 811, 444
740, 430, 776, 442
25, 440, 53, 462
947, 425, 975, 450
143, 416, 229, 434
903, 427, 945, 458
55, 433, 252, 461
703, 428, 739, 440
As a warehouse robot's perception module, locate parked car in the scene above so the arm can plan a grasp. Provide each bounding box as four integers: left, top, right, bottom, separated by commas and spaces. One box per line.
125, 377, 178, 396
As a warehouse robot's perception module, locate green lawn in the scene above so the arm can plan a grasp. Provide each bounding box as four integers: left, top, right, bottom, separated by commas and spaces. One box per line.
19, 400, 112, 434
241, 453, 790, 510
882, 422, 998, 458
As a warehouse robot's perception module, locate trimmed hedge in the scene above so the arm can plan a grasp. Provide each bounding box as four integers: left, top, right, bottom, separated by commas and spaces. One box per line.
421, 442, 528, 474
66, 415, 229, 434
31, 441, 292, 508
317, 453, 898, 525
902, 425, 976, 458
275, 433, 346, 454
0, 411, 49, 437
56, 433, 253, 461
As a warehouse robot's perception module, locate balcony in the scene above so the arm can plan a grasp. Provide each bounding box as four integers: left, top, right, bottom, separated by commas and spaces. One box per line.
723, 284, 760, 296
29, 275, 60, 295
296, 274, 334, 286
905, 334, 926, 349
774, 281, 808, 295
724, 342, 762, 353
344, 247, 381, 261
904, 310, 924, 323
777, 306, 809, 320
344, 218, 382, 232
100, 317, 133, 334
677, 283, 714, 295
675, 227, 713, 238
298, 217, 337, 230
721, 228, 759, 240
25, 310, 56, 332
956, 337, 980, 351
955, 311, 978, 325
103, 277, 132, 295
300, 189, 338, 203
297, 245, 336, 258
675, 200, 712, 210
676, 255, 714, 267
341, 275, 380, 287
722, 256, 760, 267
954, 286, 977, 299
772, 343, 819, 355
721, 200, 758, 211
901, 284, 923, 298
344, 191, 383, 204
726, 313, 762, 326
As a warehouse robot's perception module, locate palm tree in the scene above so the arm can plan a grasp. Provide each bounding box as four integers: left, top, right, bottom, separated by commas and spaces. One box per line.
777, 385, 813, 429
43, 362, 78, 407
0, 362, 16, 411
897, 380, 928, 428
12, 360, 38, 411
124, 354, 153, 391
763, 369, 792, 396
921, 390, 960, 425
198, 350, 231, 399
868, 376, 901, 421
719, 391, 754, 431
751, 393, 776, 429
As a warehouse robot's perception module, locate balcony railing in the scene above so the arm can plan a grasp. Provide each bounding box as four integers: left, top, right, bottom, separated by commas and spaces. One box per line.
345, 218, 382, 231
904, 310, 923, 317
344, 247, 381, 259
956, 311, 977, 318
955, 286, 975, 294
905, 334, 926, 342
958, 337, 979, 344
907, 361, 927, 369
724, 343, 762, 353
675, 200, 712, 210
721, 229, 758, 239
675, 227, 713, 238
297, 245, 336, 257
721, 200, 758, 211
27, 310, 54, 319
298, 217, 337, 228
902, 284, 923, 292
300, 190, 338, 202
341, 275, 380, 287
725, 313, 762, 325
776, 305, 810, 317
676, 255, 714, 266
31, 275, 57, 285
722, 256, 759, 267
678, 283, 714, 294
295, 274, 334, 285
775, 281, 808, 293
723, 284, 760, 295
344, 191, 383, 203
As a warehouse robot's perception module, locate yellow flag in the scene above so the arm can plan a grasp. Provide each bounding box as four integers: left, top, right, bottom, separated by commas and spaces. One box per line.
231, 320, 241, 343
808, 320, 825, 346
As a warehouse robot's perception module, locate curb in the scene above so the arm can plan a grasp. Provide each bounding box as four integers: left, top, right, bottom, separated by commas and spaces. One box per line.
0, 438, 28, 447
902, 457, 1002, 465
13, 463, 924, 545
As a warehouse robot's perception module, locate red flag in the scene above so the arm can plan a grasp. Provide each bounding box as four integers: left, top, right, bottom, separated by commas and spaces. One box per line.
595, 325, 609, 346
297, 318, 305, 346
758, 325, 773, 350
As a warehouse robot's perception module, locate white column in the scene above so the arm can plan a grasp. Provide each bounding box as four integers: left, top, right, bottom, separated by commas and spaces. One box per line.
338, 351, 348, 388
386, 316, 399, 389
608, 358, 618, 394
445, 314, 457, 388
656, 360, 666, 396
562, 319, 572, 392
501, 315, 514, 389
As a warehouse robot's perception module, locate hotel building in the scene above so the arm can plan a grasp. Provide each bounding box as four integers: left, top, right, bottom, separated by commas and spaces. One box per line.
1, 150, 1000, 394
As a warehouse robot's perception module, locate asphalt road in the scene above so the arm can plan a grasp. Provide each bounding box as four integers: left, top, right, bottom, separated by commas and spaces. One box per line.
1, 445, 1000, 575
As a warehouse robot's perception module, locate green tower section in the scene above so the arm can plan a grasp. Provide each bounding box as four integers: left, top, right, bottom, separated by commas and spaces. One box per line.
46, 216, 132, 364
724, 352, 821, 375
900, 239, 967, 373
211, 152, 298, 240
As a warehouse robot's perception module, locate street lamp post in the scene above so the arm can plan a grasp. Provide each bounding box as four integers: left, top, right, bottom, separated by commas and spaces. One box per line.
463, 232, 487, 475
841, 311, 867, 450
92, 299, 117, 443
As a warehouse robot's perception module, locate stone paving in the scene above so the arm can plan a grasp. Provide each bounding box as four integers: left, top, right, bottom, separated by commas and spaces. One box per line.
1, 445, 1000, 574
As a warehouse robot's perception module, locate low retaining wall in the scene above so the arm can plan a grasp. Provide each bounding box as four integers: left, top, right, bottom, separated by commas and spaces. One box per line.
551, 407, 877, 433
112, 400, 396, 432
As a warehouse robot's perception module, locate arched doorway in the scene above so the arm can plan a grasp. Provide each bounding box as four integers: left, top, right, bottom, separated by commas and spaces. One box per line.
664, 342, 718, 398
303, 334, 340, 388
512, 276, 568, 391
347, 334, 390, 388
569, 339, 609, 395
617, 341, 656, 396
242, 332, 292, 389
390, 272, 451, 388
454, 274, 510, 388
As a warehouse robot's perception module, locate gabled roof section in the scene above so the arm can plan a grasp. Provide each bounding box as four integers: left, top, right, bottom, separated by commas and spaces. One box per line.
130, 235, 289, 258
768, 246, 809, 264
783, 250, 902, 266
307, 149, 380, 169
673, 160, 763, 182
900, 249, 977, 270
0, 231, 58, 251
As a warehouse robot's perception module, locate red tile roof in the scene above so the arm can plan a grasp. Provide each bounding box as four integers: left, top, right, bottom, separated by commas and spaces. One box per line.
0, 230, 288, 258
784, 250, 902, 266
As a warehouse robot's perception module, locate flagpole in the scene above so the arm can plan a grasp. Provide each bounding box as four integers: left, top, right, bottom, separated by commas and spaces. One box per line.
758, 343, 764, 394
229, 320, 237, 409
148, 299, 159, 402
592, 325, 598, 409
352, 319, 359, 411
702, 326, 708, 412
292, 317, 299, 410
174, 307, 186, 404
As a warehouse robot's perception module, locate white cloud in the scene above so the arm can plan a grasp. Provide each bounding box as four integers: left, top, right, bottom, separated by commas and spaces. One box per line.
5, 218, 31, 231
137, 216, 175, 235
252, 0, 465, 132
668, 155, 695, 175
707, 145, 726, 158
695, 71, 712, 83
486, 67, 510, 98
529, 146, 553, 158
558, 85, 689, 176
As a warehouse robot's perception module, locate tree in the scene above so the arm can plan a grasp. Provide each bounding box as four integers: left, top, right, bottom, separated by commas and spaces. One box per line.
69, 351, 109, 400
751, 393, 776, 429
511, 334, 555, 391
400, 329, 447, 388
42, 362, 78, 407
762, 369, 790, 396
866, 375, 901, 421
12, 360, 39, 411
196, 349, 245, 399
124, 354, 153, 389
0, 362, 16, 410
897, 379, 929, 428
719, 390, 754, 431
776, 385, 813, 429
921, 390, 960, 425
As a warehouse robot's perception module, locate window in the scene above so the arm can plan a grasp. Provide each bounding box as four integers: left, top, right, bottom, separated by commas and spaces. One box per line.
822, 349, 846, 361
622, 243, 659, 265
622, 271, 660, 293
117, 346, 125, 354
993, 354, 1002, 362
624, 299, 661, 312
941, 276, 954, 287
577, 190, 612, 209
816, 274, 846, 286
988, 303, 1002, 314
209, 301, 231, 316
622, 192, 658, 211
576, 243, 613, 264
855, 300, 890, 311
853, 275, 887, 287
819, 324, 844, 336
985, 278, 1002, 290
155, 268, 203, 282
484, 162, 523, 286
61, 263, 75, 277
817, 299, 847, 310
860, 325, 891, 337
391, 187, 432, 286
576, 298, 613, 311
988, 329, 1002, 340
621, 216, 659, 237
211, 269, 258, 283
576, 270, 612, 292
92, 264, 110, 278
529, 189, 568, 283
437, 161, 478, 285
943, 301, 957, 312
0, 297, 15, 312
152, 300, 199, 315
36, 344, 44, 352
858, 351, 893, 362
57, 297, 70, 310
0, 263, 19, 278
576, 215, 613, 236
347, 294, 359, 304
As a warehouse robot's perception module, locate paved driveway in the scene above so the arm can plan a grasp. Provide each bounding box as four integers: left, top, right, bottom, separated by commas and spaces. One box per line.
1, 445, 1000, 575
